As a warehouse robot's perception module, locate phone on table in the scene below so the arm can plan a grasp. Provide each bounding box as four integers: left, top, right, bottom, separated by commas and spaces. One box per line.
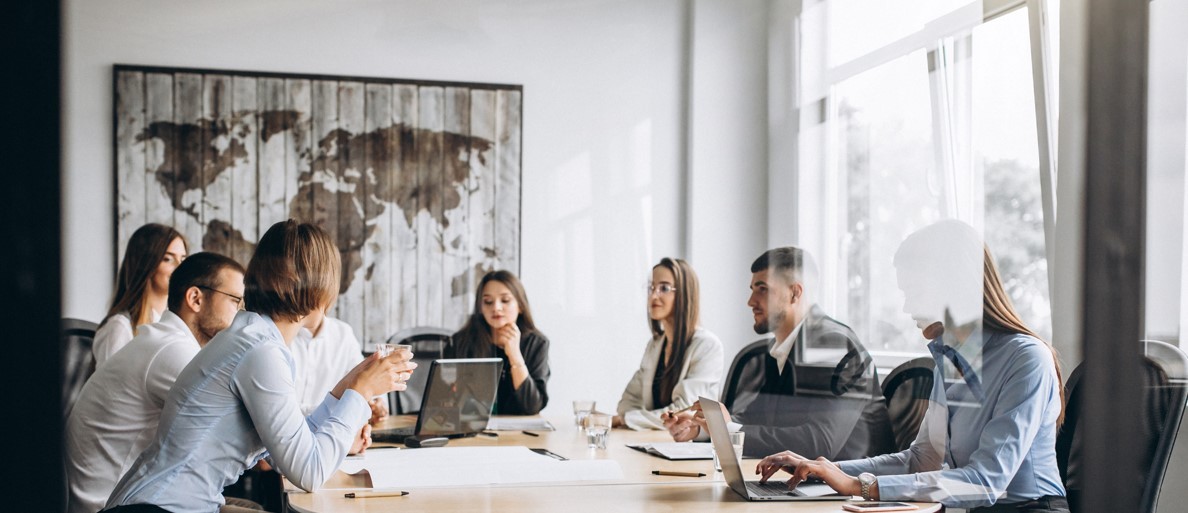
841, 502, 919, 512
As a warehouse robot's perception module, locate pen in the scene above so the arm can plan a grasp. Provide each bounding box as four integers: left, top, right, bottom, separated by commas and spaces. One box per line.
665, 405, 695, 417
521, 430, 541, 437
479, 431, 499, 437
344, 490, 410, 498
652, 470, 706, 478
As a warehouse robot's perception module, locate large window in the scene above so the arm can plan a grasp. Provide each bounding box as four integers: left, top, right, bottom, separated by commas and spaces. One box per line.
797, 0, 1057, 364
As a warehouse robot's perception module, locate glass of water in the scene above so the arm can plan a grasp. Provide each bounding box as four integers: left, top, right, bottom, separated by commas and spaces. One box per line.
573, 399, 596, 427
375, 343, 411, 358
585, 413, 612, 449
713, 430, 746, 471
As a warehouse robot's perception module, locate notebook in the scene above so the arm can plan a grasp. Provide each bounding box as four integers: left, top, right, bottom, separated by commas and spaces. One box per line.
372, 358, 502, 442
698, 396, 849, 501
626, 442, 714, 460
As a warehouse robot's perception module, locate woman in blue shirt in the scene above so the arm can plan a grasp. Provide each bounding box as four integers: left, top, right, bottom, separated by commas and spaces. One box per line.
103, 220, 417, 513
755, 220, 1069, 513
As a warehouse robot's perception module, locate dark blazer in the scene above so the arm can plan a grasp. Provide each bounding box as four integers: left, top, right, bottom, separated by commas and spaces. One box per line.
729, 304, 894, 459
449, 330, 551, 415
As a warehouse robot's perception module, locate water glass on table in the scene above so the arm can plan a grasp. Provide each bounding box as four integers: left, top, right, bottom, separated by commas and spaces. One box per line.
712, 430, 746, 472
585, 413, 612, 449
573, 399, 596, 427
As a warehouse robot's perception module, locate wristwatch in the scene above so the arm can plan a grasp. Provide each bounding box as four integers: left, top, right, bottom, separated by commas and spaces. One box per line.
858, 472, 876, 501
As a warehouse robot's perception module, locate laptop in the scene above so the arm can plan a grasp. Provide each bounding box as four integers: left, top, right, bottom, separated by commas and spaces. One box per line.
372, 358, 502, 443
698, 396, 849, 501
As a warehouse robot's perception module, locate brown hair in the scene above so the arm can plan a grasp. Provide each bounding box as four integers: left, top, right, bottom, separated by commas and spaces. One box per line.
650, 258, 701, 407
244, 220, 340, 322
983, 245, 1066, 424
455, 270, 538, 358
103, 223, 187, 331
167, 252, 246, 313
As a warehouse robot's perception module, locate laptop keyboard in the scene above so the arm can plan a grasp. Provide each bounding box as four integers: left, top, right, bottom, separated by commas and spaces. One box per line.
746, 480, 797, 497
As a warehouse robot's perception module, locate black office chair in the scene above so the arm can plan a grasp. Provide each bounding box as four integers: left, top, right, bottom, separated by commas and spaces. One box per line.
61, 318, 98, 419
383, 326, 454, 414
880, 356, 935, 451
720, 338, 771, 410
1057, 340, 1188, 513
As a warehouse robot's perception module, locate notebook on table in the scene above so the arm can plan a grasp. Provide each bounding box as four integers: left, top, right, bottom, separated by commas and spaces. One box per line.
372, 358, 502, 443
698, 396, 849, 502
626, 442, 714, 460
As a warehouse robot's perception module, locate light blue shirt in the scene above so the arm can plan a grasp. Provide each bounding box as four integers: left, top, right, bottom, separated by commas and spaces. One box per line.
105, 312, 370, 513
837, 329, 1066, 509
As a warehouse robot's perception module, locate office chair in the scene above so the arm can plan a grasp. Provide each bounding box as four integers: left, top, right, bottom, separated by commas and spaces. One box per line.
720, 338, 771, 410
1057, 340, 1188, 513
61, 318, 98, 419
383, 326, 454, 414
880, 356, 935, 451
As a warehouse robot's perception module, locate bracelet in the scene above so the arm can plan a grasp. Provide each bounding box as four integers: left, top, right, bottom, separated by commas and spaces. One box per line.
509, 362, 529, 372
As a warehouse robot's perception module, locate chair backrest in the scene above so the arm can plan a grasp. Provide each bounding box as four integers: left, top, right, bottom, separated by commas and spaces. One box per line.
721, 338, 770, 410
880, 356, 935, 451
61, 318, 98, 419
383, 326, 454, 415
1058, 340, 1188, 513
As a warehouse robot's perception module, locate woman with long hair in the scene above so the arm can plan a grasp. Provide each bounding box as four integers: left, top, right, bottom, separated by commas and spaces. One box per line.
450, 270, 550, 415
93, 223, 188, 366
756, 220, 1069, 513
614, 257, 723, 429
102, 220, 415, 513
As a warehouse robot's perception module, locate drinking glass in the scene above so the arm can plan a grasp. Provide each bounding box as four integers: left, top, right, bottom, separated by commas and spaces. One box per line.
376, 343, 411, 358
585, 413, 612, 449
713, 430, 746, 472
573, 399, 596, 427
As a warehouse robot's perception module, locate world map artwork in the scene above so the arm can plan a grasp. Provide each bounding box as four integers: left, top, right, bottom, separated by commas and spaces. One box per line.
114, 67, 522, 346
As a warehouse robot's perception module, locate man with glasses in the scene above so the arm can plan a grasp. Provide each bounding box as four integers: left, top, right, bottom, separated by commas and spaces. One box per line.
663, 247, 894, 460
66, 252, 247, 513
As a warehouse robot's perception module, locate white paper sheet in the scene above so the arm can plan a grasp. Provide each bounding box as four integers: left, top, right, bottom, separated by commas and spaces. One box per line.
626, 442, 714, 460
338, 446, 622, 489
485, 417, 556, 431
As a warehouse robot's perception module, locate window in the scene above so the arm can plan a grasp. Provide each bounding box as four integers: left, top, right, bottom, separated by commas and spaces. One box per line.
796, 0, 1057, 365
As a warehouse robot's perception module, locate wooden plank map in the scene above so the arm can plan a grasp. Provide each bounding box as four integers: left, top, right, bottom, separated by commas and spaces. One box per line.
113, 65, 522, 348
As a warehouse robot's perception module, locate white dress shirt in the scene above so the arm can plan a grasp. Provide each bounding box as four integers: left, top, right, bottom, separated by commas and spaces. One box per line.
66, 310, 200, 513
769, 319, 804, 375
290, 317, 365, 415
105, 311, 370, 513
93, 309, 163, 367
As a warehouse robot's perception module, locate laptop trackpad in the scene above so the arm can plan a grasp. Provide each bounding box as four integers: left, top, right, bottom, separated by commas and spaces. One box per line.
793, 483, 839, 497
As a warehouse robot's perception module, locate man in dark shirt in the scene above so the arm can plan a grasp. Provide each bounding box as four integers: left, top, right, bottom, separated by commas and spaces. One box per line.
664, 247, 894, 459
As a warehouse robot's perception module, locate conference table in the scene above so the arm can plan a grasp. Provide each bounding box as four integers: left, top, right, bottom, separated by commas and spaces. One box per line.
284, 415, 942, 513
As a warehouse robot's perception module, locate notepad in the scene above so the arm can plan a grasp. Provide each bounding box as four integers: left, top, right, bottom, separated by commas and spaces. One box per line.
626, 442, 714, 460
485, 417, 556, 431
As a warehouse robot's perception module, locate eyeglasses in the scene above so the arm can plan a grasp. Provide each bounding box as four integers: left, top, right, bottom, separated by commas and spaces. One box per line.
198, 285, 245, 310
646, 283, 678, 296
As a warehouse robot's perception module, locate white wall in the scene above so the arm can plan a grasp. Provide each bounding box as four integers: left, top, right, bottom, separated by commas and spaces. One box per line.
64, 0, 772, 414
689, 0, 773, 364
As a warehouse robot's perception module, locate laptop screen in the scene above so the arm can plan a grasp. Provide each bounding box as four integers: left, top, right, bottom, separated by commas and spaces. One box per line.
415, 358, 503, 437
698, 396, 751, 495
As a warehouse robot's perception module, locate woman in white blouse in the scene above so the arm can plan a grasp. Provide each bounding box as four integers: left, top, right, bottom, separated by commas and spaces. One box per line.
93, 223, 188, 366
615, 258, 724, 430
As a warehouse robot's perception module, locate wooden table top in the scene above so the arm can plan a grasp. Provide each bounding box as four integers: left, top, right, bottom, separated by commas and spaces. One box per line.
285, 415, 941, 513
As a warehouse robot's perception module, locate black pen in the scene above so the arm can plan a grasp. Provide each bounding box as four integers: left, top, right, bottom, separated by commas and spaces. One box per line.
521, 430, 541, 437
653, 470, 706, 477
344, 490, 410, 498
479, 431, 499, 438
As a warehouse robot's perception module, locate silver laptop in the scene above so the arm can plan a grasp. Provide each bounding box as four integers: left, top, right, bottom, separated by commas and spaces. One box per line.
372, 358, 502, 442
698, 396, 849, 501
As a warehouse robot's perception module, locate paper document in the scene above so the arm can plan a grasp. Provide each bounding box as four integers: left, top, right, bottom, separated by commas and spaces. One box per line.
485, 417, 556, 431
338, 446, 622, 489
626, 442, 714, 460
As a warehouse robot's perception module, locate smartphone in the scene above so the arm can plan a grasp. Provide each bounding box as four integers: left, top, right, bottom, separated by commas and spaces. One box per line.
841, 502, 919, 512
